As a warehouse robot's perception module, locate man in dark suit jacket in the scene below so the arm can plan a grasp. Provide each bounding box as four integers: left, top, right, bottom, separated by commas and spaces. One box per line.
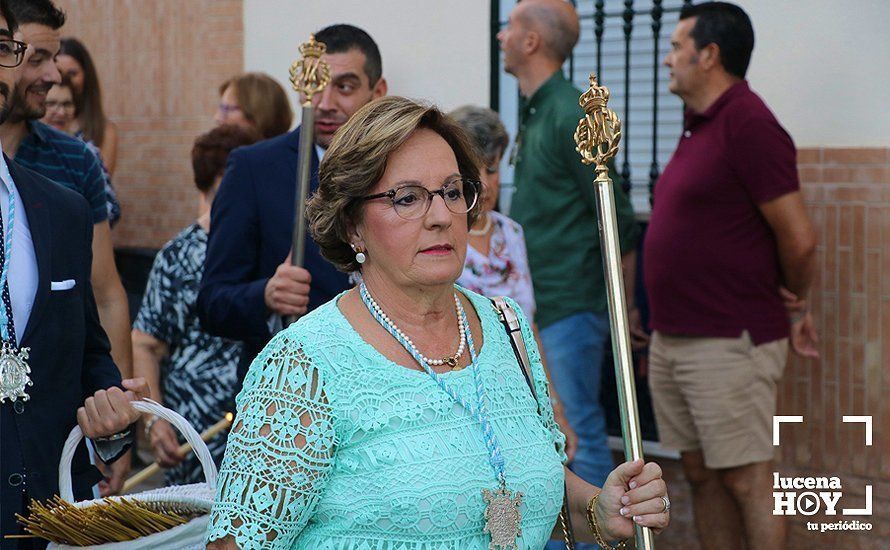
0, 163, 146, 546
199, 24, 386, 385
0, 5, 143, 545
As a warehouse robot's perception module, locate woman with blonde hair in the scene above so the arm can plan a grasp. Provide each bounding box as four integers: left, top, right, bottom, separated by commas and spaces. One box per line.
207, 97, 669, 549
215, 72, 293, 139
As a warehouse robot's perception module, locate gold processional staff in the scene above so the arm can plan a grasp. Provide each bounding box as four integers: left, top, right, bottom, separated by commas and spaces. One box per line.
574, 73, 655, 550
286, 35, 331, 326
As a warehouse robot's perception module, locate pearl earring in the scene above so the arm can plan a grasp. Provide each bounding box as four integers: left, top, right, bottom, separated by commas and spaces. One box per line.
352, 244, 366, 264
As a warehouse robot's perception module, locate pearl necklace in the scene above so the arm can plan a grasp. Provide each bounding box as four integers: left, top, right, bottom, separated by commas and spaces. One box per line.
468, 212, 492, 236
363, 289, 467, 368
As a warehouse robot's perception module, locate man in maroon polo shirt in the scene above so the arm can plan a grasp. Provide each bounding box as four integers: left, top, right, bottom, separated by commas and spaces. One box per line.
644, 3, 818, 549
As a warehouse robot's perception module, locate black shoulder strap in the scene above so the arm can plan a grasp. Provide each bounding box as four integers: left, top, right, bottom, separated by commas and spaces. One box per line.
491, 296, 576, 548
491, 296, 538, 405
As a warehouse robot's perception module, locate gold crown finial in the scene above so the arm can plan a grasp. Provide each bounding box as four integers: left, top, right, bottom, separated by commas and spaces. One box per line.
298, 34, 326, 59
574, 72, 622, 167
579, 73, 610, 113
289, 34, 331, 103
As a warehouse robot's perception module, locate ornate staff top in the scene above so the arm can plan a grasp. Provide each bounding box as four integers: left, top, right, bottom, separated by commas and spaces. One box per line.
574, 73, 622, 168
289, 34, 331, 104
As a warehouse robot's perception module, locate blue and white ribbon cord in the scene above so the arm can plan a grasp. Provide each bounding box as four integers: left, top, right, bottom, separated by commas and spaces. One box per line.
359, 282, 507, 486
0, 181, 15, 343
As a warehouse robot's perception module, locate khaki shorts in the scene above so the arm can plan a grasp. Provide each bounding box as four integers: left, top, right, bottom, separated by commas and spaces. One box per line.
648, 331, 788, 469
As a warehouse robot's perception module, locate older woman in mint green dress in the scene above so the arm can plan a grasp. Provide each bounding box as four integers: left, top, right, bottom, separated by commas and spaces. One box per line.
206, 97, 670, 549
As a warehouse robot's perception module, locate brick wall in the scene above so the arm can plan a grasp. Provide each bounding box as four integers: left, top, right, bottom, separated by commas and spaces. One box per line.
778, 148, 889, 548
55, 0, 244, 248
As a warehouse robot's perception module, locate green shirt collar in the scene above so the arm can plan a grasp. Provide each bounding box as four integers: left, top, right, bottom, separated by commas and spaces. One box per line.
520, 70, 568, 118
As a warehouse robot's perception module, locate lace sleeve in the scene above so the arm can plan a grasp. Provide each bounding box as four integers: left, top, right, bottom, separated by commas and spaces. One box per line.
207, 331, 337, 549
505, 296, 568, 464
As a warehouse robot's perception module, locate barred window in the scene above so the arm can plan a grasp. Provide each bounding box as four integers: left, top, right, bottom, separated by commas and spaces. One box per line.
494, 0, 690, 217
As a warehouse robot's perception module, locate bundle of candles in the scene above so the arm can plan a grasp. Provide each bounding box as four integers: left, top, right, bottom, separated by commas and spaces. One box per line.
14, 496, 200, 546
5, 412, 233, 546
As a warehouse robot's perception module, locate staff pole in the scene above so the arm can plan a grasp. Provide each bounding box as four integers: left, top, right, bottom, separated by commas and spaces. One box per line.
574, 73, 655, 550
286, 35, 331, 326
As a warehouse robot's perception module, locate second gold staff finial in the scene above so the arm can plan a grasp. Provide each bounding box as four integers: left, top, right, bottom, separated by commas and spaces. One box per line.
574, 73, 622, 169
289, 34, 331, 105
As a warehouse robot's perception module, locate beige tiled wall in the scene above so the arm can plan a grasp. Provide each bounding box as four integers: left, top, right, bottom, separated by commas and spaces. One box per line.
56, 0, 244, 249
779, 147, 889, 547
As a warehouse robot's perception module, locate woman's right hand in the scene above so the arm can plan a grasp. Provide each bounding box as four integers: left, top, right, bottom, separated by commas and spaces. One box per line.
149, 418, 184, 467
596, 459, 670, 541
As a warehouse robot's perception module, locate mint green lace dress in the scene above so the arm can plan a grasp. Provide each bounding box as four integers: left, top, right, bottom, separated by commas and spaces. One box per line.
207, 289, 566, 549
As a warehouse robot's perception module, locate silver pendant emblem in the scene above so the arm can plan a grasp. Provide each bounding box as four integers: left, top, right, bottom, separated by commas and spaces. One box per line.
483, 485, 523, 549
0, 342, 32, 402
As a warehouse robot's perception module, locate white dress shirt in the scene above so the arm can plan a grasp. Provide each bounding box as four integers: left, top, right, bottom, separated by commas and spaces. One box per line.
0, 151, 38, 344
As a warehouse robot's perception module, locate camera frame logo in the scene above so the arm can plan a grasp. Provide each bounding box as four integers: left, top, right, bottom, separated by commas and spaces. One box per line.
772, 415, 873, 533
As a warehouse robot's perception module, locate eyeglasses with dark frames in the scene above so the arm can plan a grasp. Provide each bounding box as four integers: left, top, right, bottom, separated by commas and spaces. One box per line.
0, 39, 27, 69
362, 177, 480, 220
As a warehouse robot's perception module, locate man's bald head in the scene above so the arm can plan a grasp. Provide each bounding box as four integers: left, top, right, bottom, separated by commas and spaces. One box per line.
516, 0, 580, 63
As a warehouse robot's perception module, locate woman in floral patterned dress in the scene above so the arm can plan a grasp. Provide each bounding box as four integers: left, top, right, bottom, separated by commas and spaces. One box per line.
132, 125, 260, 485
450, 105, 578, 460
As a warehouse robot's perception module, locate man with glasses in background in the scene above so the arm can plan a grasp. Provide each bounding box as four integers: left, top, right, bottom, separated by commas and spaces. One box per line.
0, 2, 145, 544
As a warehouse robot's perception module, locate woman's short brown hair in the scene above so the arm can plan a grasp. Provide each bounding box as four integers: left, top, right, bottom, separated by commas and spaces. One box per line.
219, 72, 293, 139
192, 124, 261, 192
308, 96, 483, 273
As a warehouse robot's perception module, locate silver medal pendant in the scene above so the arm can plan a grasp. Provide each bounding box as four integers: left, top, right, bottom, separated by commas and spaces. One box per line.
0, 341, 32, 402
482, 485, 523, 549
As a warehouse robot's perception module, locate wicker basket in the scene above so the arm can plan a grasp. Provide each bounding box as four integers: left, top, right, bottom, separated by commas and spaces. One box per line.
35, 399, 218, 549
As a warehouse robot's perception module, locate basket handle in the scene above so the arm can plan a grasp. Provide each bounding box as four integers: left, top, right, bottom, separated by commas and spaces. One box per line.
59, 399, 219, 502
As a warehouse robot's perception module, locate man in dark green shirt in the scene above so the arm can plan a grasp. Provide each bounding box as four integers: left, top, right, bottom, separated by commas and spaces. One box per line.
499, 0, 641, 516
